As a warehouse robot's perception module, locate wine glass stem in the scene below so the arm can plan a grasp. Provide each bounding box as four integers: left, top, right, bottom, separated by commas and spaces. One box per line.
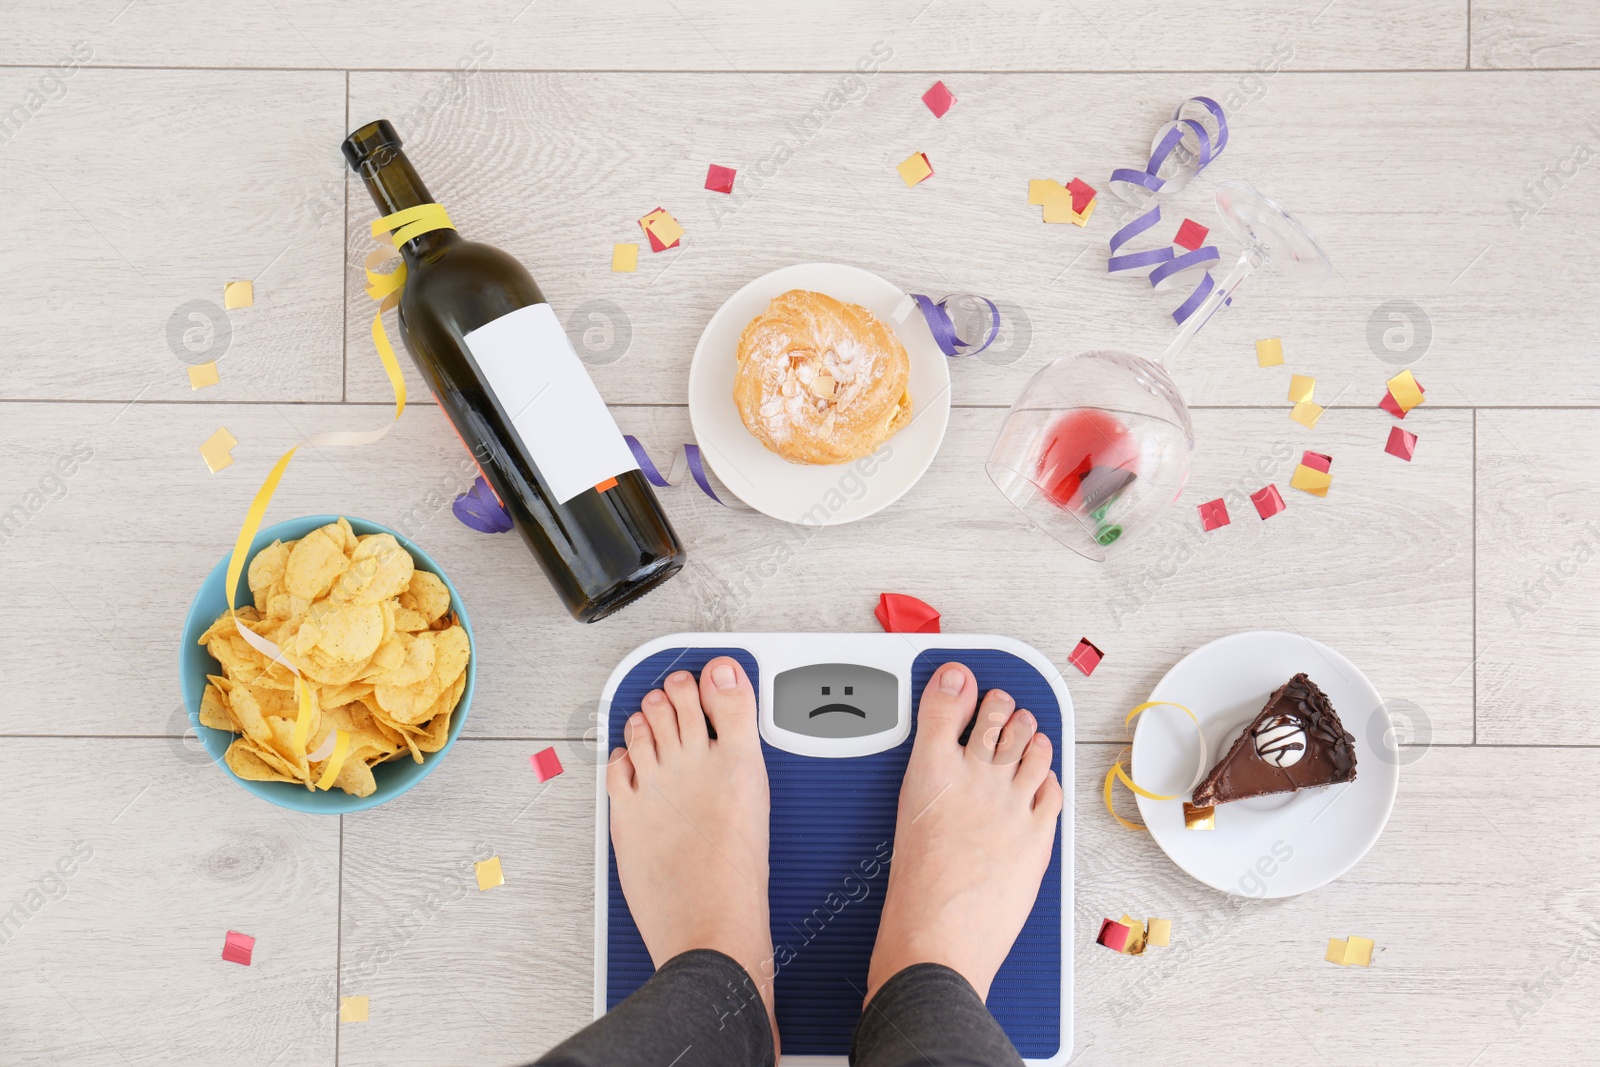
1158, 247, 1263, 371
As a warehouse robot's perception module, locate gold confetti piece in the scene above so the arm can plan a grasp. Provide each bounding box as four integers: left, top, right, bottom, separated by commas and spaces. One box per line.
188, 361, 220, 390
1182, 801, 1215, 830
1146, 918, 1172, 947
1345, 935, 1375, 966
199, 426, 238, 473
1255, 338, 1283, 367
340, 996, 369, 1022
1288, 374, 1316, 404
1069, 198, 1096, 227
1029, 179, 1067, 205
223, 280, 253, 309
1290, 400, 1324, 429
1387, 369, 1424, 413
1326, 937, 1349, 964
1119, 914, 1147, 955
1289, 464, 1332, 497
897, 151, 934, 187
611, 243, 638, 272
475, 856, 504, 891
638, 208, 684, 250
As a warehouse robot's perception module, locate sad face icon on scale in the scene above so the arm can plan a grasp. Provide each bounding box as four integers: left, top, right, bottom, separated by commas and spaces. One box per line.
772, 663, 900, 740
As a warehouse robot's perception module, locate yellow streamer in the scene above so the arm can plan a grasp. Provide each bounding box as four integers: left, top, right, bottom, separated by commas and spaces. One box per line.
1102, 700, 1207, 832
219, 204, 454, 768
313, 729, 351, 791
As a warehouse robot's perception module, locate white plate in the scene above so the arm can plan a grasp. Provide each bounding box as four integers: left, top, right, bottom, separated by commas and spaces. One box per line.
686, 263, 952, 525
1132, 631, 1399, 898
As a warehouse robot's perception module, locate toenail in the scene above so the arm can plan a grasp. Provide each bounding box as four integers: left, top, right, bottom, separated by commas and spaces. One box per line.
645, 691, 664, 704
629, 713, 646, 726
711, 663, 737, 689
672, 671, 691, 683
939, 668, 964, 694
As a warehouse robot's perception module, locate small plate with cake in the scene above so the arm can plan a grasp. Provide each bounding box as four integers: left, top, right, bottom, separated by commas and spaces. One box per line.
1131, 631, 1399, 898
687, 263, 952, 525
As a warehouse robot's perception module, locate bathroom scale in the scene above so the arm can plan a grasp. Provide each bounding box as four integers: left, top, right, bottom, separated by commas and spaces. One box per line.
594, 633, 1074, 1066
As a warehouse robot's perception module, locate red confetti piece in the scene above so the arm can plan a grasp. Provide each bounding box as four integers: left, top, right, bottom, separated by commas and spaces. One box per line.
1197, 498, 1230, 531
1251, 484, 1286, 519
1385, 425, 1418, 461
1097, 918, 1131, 951
704, 164, 736, 194
531, 746, 564, 783
1069, 638, 1103, 676
1378, 379, 1426, 418
222, 930, 255, 966
921, 80, 956, 118
1301, 450, 1332, 473
1067, 177, 1096, 215
874, 592, 941, 634
1173, 218, 1209, 250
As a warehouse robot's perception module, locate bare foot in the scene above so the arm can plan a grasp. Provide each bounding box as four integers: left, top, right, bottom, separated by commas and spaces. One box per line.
866, 662, 1064, 1003
606, 656, 778, 1048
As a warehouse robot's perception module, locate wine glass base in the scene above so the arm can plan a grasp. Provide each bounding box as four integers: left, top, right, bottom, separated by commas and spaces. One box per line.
1214, 181, 1332, 283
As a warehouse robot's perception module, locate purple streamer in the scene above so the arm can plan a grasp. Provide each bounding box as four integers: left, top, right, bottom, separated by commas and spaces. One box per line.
909, 293, 1001, 357
452, 475, 513, 534
624, 434, 732, 506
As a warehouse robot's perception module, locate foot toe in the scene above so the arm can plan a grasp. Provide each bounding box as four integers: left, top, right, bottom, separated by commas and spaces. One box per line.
641, 688, 680, 752
663, 671, 710, 748
698, 657, 759, 746
966, 689, 1017, 764
606, 746, 635, 795
990, 706, 1037, 770
1033, 769, 1065, 820
625, 712, 659, 772
1015, 730, 1054, 793
915, 663, 979, 750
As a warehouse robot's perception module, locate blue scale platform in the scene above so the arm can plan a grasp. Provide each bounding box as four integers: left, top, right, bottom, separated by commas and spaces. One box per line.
601, 642, 1069, 1064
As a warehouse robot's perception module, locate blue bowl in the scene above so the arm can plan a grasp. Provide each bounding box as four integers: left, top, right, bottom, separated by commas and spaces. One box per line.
179, 515, 475, 814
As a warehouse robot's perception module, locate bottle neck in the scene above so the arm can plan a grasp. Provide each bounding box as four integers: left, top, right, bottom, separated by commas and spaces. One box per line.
355, 146, 455, 259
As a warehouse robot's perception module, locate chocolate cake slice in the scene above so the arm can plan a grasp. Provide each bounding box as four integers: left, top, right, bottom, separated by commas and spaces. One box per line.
1190, 673, 1357, 807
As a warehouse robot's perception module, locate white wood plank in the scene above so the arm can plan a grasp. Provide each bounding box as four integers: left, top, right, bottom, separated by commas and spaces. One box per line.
1473, 2, 1600, 68
337, 740, 594, 1067
343, 70, 1600, 413
0, 68, 346, 402
0, 400, 1471, 745
0, 738, 338, 1066
1475, 409, 1600, 744
0, 1, 1467, 72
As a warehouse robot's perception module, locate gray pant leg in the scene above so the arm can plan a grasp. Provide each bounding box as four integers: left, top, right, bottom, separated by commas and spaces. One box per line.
850, 964, 1023, 1067
532, 949, 774, 1067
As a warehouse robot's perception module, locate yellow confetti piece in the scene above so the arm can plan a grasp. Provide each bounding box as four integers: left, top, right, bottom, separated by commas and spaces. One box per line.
1182, 801, 1215, 830
1345, 935, 1375, 966
199, 427, 238, 473
1290, 400, 1324, 429
1146, 918, 1172, 947
611, 243, 638, 272
1029, 179, 1067, 205
1387, 369, 1424, 413
1040, 188, 1077, 224
340, 996, 369, 1022
187, 361, 220, 390
1255, 338, 1284, 367
1326, 937, 1349, 963
1288, 374, 1316, 404
1119, 914, 1147, 955
1069, 198, 1096, 227
475, 856, 504, 891
223, 280, 253, 309
1289, 464, 1332, 497
897, 151, 933, 187
640, 209, 684, 248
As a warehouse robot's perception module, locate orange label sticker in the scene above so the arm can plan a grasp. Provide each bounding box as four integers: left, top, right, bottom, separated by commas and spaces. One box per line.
595, 476, 618, 493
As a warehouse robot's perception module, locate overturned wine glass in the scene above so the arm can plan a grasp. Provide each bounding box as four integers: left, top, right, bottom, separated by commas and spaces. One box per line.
986, 181, 1332, 561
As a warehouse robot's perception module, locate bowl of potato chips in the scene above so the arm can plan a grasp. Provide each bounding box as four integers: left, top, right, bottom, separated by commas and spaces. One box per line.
180, 515, 474, 813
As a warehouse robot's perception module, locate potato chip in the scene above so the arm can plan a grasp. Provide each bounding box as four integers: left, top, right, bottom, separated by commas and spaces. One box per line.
224, 739, 298, 783
299, 648, 370, 687
393, 606, 430, 632
317, 601, 385, 663
403, 569, 450, 622
342, 534, 413, 604
248, 540, 289, 593
365, 637, 406, 676
285, 526, 349, 600
328, 755, 377, 797
369, 632, 434, 688
200, 680, 234, 730
336, 517, 358, 555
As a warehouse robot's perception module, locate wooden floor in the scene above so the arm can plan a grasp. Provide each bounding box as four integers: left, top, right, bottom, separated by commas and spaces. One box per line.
3, 2, 1599, 1064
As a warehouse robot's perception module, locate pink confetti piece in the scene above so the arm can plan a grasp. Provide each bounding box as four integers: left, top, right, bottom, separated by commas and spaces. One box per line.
1067, 177, 1096, 215
1301, 451, 1332, 473
222, 930, 255, 966
704, 164, 736, 194
1198, 498, 1230, 531
921, 80, 956, 118
1069, 638, 1103, 676
1173, 218, 1209, 250
531, 747, 564, 783
1251, 484, 1286, 519
1097, 918, 1131, 951
1385, 425, 1418, 461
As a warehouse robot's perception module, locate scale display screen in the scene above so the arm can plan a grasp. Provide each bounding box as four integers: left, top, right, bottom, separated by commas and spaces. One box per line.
772, 662, 899, 739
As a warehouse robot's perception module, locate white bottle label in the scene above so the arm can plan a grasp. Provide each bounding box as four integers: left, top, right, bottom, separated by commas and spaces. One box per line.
463, 303, 639, 505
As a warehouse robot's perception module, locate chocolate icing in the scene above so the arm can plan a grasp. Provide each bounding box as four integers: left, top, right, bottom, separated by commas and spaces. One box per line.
1190, 673, 1357, 807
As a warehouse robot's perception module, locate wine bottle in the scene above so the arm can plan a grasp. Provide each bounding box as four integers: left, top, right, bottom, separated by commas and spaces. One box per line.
342, 119, 685, 622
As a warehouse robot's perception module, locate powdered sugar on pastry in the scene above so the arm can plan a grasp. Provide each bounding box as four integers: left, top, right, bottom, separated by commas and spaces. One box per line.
733, 290, 913, 465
